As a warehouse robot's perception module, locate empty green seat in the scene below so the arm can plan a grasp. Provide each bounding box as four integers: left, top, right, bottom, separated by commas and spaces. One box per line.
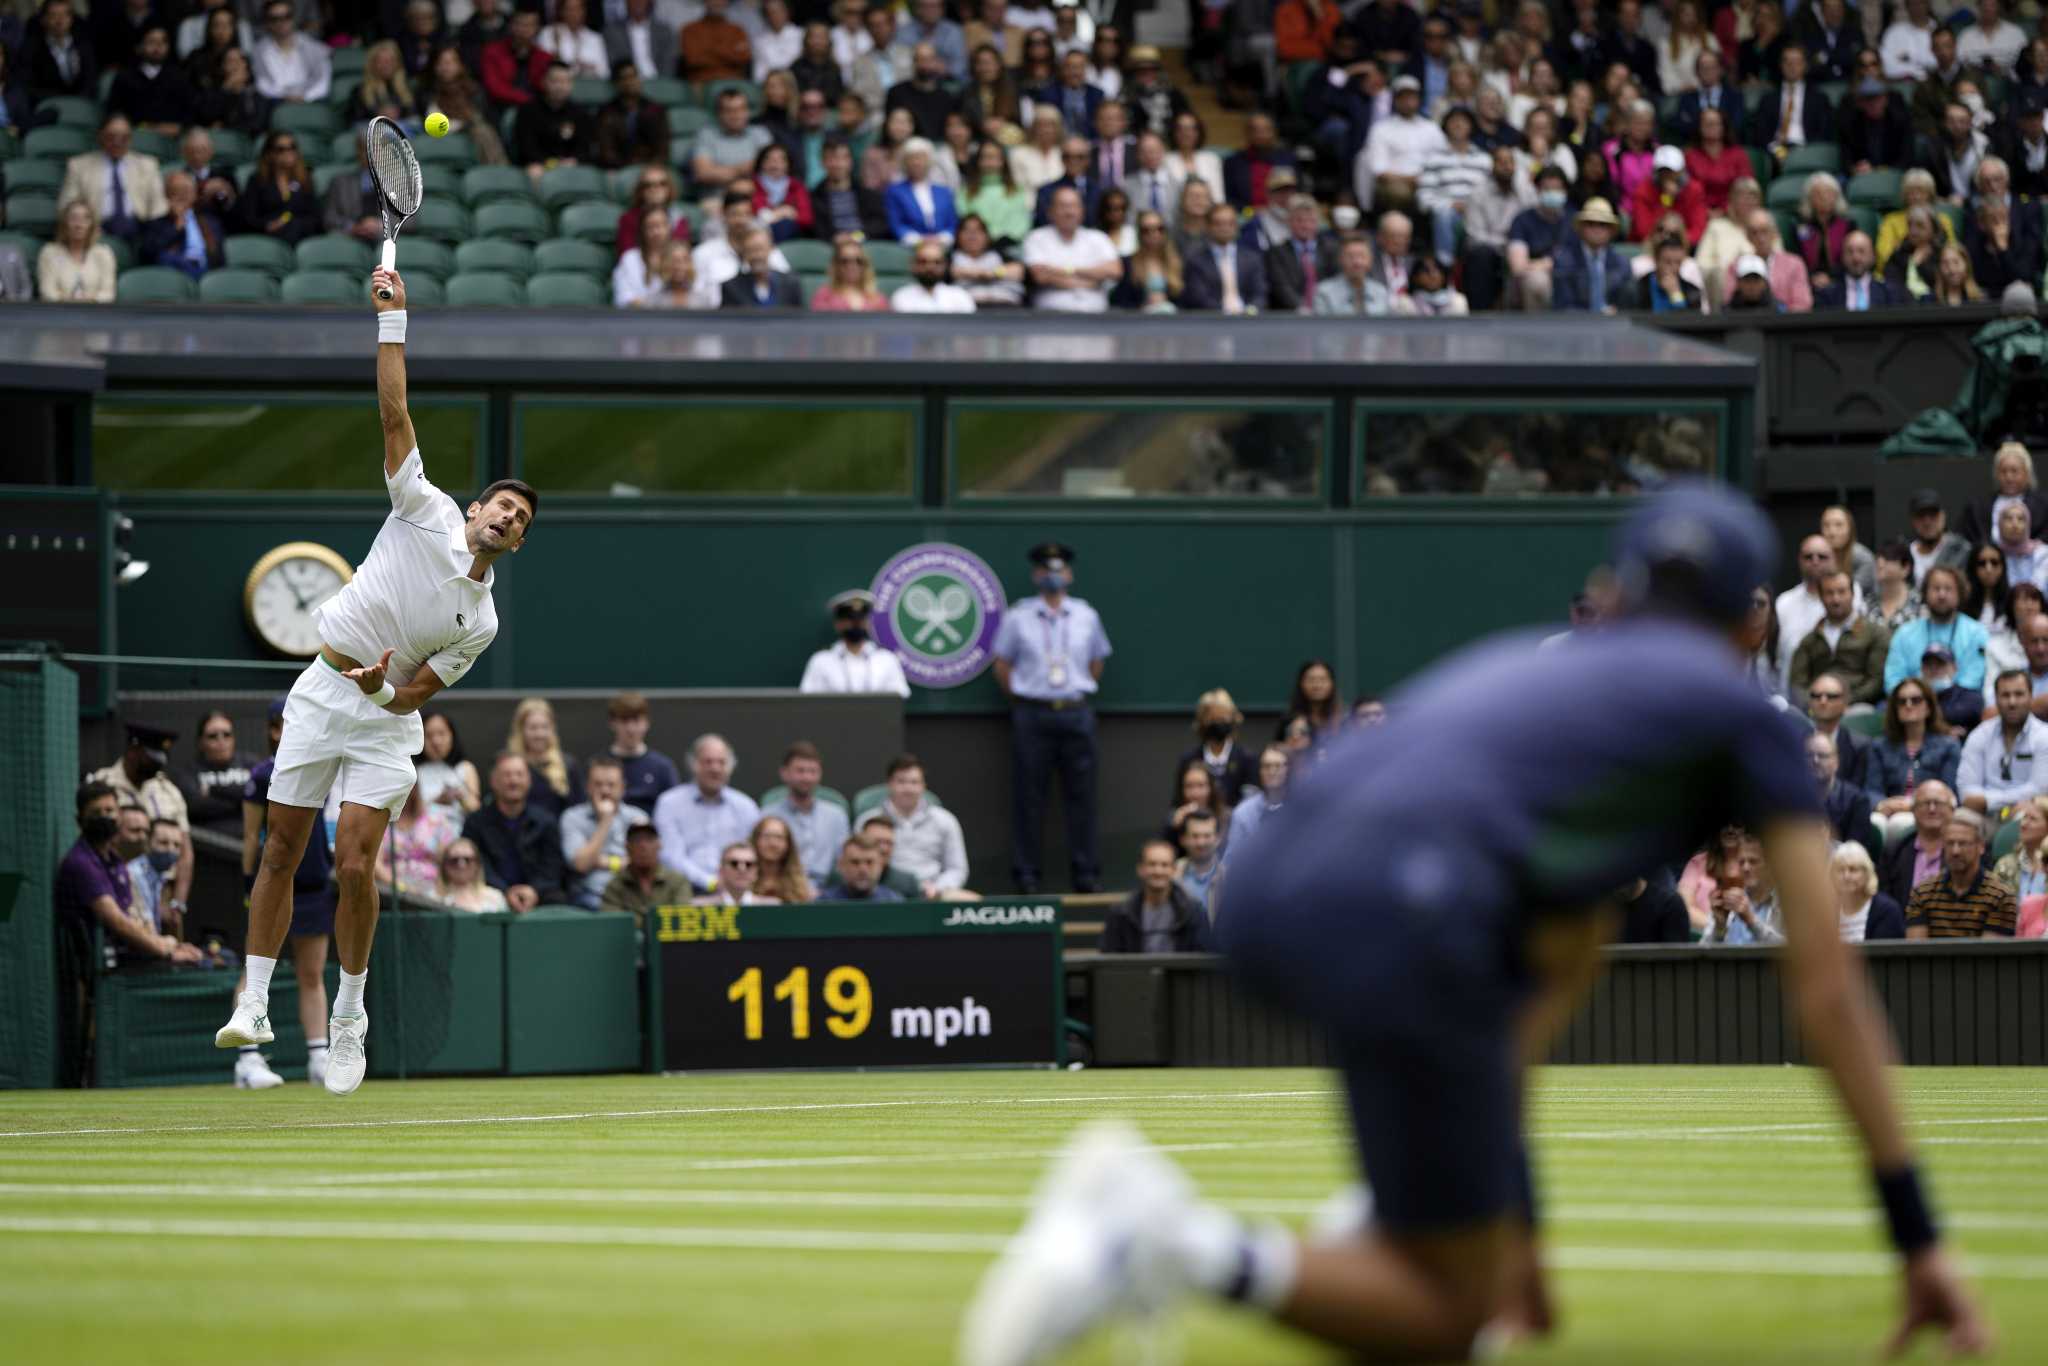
0, 131, 18, 162
454, 238, 535, 279
130, 129, 178, 163
225, 234, 296, 278
23, 125, 93, 160
327, 78, 360, 110
412, 200, 475, 241
296, 235, 375, 275
1765, 176, 1809, 211
281, 269, 362, 304
270, 102, 340, 141
5, 192, 58, 237
462, 165, 535, 207
394, 235, 454, 280
4, 158, 62, 195
474, 199, 551, 242
412, 132, 477, 168
329, 130, 362, 166
779, 238, 832, 272
1846, 169, 1904, 211
533, 237, 612, 277
421, 163, 462, 200
312, 163, 347, 198
524, 270, 606, 306
103, 234, 135, 271
571, 77, 615, 107
667, 106, 714, 141
555, 199, 618, 243
1779, 142, 1840, 176
0, 230, 37, 261
864, 241, 912, 273
641, 76, 690, 106
198, 266, 282, 302
538, 163, 608, 210
117, 266, 199, 302
35, 95, 102, 129
443, 271, 524, 305
331, 46, 369, 78
207, 129, 254, 166
400, 272, 445, 304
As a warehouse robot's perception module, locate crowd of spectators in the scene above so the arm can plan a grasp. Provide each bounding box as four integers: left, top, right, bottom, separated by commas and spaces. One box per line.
12, 0, 2048, 312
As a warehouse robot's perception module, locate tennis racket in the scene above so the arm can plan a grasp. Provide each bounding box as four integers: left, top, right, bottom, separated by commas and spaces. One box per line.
365, 116, 422, 301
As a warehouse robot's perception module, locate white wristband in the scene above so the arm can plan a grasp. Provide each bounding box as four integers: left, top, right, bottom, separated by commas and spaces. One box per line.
378, 309, 407, 345
368, 681, 396, 707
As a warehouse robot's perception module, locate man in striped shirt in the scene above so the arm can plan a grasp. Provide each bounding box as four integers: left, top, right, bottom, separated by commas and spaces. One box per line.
1417, 104, 1490, 267
1905, 812, 2019, 937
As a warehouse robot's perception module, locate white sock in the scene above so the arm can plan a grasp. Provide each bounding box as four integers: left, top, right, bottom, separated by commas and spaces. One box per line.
334, 970, 367, 1019
244, 955, 276, 1007
1173, 1204, 1301, 1312
238, 1045, 260, 1057
306, 1038, 328, 1054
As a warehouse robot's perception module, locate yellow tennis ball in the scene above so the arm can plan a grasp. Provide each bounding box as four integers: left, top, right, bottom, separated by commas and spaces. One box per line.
425, 112, 450, 137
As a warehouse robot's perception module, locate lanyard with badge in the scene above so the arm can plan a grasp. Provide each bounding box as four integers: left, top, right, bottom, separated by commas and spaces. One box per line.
1041, 607, 1070, 689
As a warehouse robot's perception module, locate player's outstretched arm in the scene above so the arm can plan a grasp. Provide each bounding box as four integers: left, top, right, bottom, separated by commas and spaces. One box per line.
372, 267, 417, 478
1759, 817, 1991, 1359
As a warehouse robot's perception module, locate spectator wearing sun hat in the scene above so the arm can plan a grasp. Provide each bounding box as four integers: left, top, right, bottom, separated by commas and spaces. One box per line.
1549, 196, 1630, 311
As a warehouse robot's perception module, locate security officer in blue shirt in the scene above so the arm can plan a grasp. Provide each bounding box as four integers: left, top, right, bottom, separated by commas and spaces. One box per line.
991, 542, 1113, 894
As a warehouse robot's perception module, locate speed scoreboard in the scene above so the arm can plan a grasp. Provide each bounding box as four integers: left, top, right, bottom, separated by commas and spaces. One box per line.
654, 899, 1065, 1070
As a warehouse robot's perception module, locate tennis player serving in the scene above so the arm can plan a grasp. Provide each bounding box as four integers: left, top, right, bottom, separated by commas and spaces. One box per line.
215, 267, 537, 1095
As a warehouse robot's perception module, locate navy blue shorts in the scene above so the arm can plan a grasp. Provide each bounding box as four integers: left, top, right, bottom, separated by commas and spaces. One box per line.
289, 888, 335, 939
1219, 827, 1532, 1231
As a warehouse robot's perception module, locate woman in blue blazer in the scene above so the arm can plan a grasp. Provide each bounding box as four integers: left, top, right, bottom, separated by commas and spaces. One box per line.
1864, 676, 1963, 844
1830, 840, 1908, 941
884, 138, 960, 245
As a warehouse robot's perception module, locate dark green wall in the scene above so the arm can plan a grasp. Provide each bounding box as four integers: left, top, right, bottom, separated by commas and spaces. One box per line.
111, 498, 1622, 712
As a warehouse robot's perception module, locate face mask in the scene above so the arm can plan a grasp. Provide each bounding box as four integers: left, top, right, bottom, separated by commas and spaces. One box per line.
1423, 288, 1451, 307
1963, 93, 1985, 114
1928, 675, 1953, 692
1539, 189, 1567, 210
1332, 205, 1361, 230
82, 815, 119, 845
838, 624, 869, 645
1202, 720, 1233, 741
132, 756, 163, 782
147, 847, 180, 873
1035, 572, 1065, 594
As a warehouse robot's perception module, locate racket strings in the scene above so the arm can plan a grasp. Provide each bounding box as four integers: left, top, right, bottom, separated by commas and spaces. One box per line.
368, 126, 422, 215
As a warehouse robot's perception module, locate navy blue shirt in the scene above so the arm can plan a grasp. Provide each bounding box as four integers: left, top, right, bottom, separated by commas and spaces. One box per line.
1507, 206, 1573, 262
244, 758, 334, 895
1229, 619, 1821, 917
601, 746, 680, 813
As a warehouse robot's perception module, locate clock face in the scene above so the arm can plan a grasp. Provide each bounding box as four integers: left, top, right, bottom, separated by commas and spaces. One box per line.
247, 550, 350, 657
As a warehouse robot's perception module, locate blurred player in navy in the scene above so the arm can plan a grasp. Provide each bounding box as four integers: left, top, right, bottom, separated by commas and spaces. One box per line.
962, 484, 1989, 1365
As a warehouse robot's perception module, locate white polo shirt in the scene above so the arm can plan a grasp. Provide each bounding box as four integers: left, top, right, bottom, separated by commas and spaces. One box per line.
1022, 225, 1118, 312
313, 448, 499, 688
799, 640, 911, 696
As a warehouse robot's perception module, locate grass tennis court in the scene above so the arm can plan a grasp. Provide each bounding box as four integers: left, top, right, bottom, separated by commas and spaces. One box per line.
2, 1066, 2043, 1365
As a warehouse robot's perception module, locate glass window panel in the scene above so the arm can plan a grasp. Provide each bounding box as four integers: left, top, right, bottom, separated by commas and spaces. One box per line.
954, 404, 1324, 499
517, 402, 916, 497
94, 398, 479, 492
1360, 408, 1721, 497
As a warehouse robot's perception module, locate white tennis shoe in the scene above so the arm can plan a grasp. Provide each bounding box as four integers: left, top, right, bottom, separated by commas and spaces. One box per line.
214, 991, 274, 1048
233, 1050, 284, 1089
958, 1121, 1194, 1366
324, 1015, 368, 1096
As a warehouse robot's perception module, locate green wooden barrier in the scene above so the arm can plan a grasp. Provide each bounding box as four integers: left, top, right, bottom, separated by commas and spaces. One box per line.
506, 907, 638, 1075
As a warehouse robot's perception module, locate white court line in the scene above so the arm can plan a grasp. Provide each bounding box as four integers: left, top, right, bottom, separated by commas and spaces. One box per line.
2, 1217, 2044, 1280
0, 1090, 1339, 1141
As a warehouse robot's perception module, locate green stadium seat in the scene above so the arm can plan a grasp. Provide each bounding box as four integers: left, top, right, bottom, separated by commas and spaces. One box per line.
270, 102, 341, 141
224, 234, 296, 278
1841, 711, 1886, 737
610, 164, 658, 201
331, 45, 369, 77
35, 95, 102, 129
413, 132, 477, 168
103, 234, 134, 272
641, 76, 690, 106
5, 192, 58, 237
398, 272, 444, 304
779, 238, 832, 272
1282, 58, 1317, 115
554, 199, 618, 243
311, 163, 346, 198
537, 163, 608, 210
571, 77, 616, 107
1765, 176, 1809, 210
704, 78, 761, 113
1846, 169, 1903, 211
851, 784, 941, 821
412, 199, 475, 241
462, 165, 535, 207
873, 272, 910, 299
116, 265, 198, 302
1656, 93, 1680, 129
667, 106, 714, 141
1816, 80, 1847, 110
532, 236, 612, 277
198, 266, 282, 302
864, 240, 912, 273
97, 68, 115, 101
672, 201, 705, 240
801, 272, 827, 304
328, 78, 360, 110
130, 129, 178, 163
394, 235, 455, 281
281, 269, 362, 304
1933, 201, 1963, 240
4, 158, 63, 195
1992, 816, 2023, 864
0, 230, 37, 262
524, 270, 606, 306
754, 784, 850, 814
500, 105, 519, 148
1743, 145, 1770, 187
1612, 242, 1644, 260
234, 162, 255, 191
1771, 207, 1799, 247
1986, 75, 2011, 109
1848, 205, 1881, 238
443, 270, 525, 305
421, 163, 463, 200
208, 129, 255, 167
474, 199, 551, 242
1780, 142, 1840, 176
329, 130, 361, 166
23, 125, 94, 160
296, 235, 376, 275
455, 237, 536, 279
0, 130, 17, 161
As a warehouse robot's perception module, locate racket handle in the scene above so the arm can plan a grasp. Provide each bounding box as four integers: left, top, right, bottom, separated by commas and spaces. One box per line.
375, 239, 397, 299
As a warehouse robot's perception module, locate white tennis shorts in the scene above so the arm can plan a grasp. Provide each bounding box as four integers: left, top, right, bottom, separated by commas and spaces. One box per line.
267, 656, 423, 819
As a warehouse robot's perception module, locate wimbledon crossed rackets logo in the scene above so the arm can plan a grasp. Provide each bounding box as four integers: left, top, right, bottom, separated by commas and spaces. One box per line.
870, 544, 1007, 689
